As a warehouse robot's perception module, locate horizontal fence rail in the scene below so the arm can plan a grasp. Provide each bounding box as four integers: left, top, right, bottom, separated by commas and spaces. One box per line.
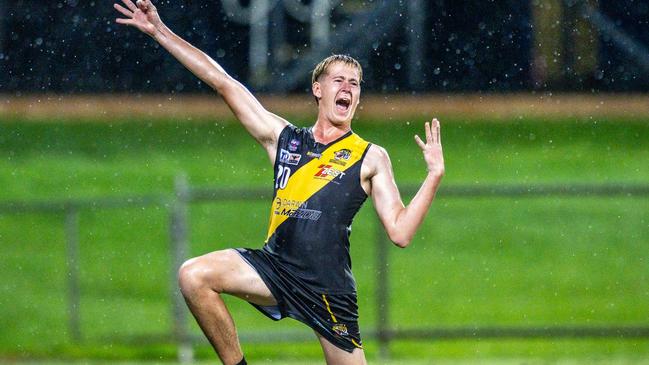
2, 181, 649, 362
385, 325, 649, 340
3, 183, 649, 214
0, 194, 170, 213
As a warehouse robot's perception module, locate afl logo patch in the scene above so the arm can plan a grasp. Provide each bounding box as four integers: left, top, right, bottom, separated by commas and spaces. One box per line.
288, 139, 301, 152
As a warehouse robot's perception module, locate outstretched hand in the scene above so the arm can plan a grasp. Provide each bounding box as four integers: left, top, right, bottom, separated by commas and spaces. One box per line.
114, 0, 162, 37
414, 119, 445, 176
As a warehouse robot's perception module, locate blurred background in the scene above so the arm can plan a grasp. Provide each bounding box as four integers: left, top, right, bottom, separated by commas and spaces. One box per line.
1, 0, 649, 93
1, 0, 648, 364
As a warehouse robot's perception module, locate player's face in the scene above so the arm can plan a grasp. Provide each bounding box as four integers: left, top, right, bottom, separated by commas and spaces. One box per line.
312, 62, 361, 125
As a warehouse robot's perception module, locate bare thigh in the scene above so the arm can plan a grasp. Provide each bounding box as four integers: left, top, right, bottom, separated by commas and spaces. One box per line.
315, 332, 367, 365
184, 249, 277, 306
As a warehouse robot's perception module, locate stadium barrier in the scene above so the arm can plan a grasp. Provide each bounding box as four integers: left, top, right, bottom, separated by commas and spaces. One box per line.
2, 176, 649, 362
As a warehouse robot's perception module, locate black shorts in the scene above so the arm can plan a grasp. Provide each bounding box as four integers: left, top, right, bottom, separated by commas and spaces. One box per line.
235, 248, 363, 353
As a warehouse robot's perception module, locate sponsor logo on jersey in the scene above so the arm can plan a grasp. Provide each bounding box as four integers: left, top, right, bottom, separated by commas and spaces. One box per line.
329, 148, 352, 166
273, 197, 322, 221
274, 197, 307, 211
314, 164, 346, 181
279, 149, 302, 165
288, 139, 301, 152
288, 208, 322, 220
307, 151, 322, 158
332, 324, 349, 336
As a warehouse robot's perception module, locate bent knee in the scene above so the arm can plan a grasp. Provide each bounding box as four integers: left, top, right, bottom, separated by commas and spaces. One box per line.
178, 251, 236, 294
178, 258, 206, 294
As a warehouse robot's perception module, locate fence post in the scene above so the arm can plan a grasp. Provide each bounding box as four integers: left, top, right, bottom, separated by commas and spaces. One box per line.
375, 220, 390, 359
249, 0, 270, 88
170, 174, 193, 363
65, 207, 81, 343
406, 0, 425, 90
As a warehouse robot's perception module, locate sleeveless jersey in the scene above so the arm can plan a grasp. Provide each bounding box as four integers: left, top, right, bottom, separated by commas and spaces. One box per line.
263, 124, 372, 293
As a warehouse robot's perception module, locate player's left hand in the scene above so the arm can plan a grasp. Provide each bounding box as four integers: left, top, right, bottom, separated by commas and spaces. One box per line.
414, 118, 445, 177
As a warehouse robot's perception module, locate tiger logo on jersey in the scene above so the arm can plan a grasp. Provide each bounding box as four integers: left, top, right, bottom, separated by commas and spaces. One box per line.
330, 148, 352, 166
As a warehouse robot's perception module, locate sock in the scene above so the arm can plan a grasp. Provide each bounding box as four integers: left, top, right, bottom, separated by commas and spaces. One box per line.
235, 356, 247, 365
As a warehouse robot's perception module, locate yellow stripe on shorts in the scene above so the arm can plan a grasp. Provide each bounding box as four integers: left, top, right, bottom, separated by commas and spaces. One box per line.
321, 294, 337, 323
351, 338, 363, 349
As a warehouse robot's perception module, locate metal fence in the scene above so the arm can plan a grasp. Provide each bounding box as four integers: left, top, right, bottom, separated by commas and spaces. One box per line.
2, 176, 649, 362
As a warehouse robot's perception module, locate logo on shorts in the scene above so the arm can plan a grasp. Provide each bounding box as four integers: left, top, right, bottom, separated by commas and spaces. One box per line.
332, 324, 349, 336
330, 148, 351, 166
279, 149, 302, 165
288, 139, 301, 152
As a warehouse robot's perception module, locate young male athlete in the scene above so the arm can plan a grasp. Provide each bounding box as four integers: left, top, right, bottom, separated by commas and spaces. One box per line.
114, 1, 445, 364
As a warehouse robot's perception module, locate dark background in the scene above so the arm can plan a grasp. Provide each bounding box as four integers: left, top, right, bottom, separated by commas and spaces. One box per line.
1, 0, 647, 94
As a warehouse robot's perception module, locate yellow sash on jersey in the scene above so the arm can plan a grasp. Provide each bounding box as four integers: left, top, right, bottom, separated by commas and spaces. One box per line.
265, 133, 369, 242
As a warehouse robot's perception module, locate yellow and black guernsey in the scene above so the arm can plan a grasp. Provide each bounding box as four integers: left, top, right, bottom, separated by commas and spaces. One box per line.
237, 124, 371, 352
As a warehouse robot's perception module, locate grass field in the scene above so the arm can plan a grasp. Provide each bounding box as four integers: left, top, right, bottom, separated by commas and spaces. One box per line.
8, 358, 649, 365
1, 115, 649, 362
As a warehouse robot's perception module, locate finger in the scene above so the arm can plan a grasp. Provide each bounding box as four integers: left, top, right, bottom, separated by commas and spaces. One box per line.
424, 121, 432, 143
116, 17, 136, 26
136, 0, 148, 11
430, 118, 438, 144
114, 3, 134, 17
434, 118, 441, 145
414, 135, 426, 150
121, 0, 138, 12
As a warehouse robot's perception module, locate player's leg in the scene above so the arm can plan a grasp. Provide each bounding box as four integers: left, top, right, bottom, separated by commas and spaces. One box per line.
315, 332, 367, 365
178, 249, 276, 365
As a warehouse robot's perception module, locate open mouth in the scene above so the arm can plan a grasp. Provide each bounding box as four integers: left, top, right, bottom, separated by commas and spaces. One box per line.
335, 97, 351, 113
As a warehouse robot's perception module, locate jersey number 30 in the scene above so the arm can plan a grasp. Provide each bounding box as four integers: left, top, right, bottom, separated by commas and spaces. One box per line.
275, 165, 291, 190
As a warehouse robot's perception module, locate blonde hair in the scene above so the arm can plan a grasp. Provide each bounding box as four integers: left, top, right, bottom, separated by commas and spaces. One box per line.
311, 54, 363, 85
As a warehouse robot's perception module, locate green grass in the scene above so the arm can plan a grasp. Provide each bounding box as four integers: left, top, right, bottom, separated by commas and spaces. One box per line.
1, 116, 649, 362
8, 358, 649, 365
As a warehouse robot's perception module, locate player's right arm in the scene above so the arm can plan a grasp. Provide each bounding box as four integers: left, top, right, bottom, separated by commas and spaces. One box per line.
113, 0, 287, 160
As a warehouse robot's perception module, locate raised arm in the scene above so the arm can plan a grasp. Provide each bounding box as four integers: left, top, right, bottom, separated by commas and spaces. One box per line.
364, 119, 445, 247
113, 0, 287, 159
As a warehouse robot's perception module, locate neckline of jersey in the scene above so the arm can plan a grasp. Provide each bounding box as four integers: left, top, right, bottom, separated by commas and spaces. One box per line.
308, 127, 353, 150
